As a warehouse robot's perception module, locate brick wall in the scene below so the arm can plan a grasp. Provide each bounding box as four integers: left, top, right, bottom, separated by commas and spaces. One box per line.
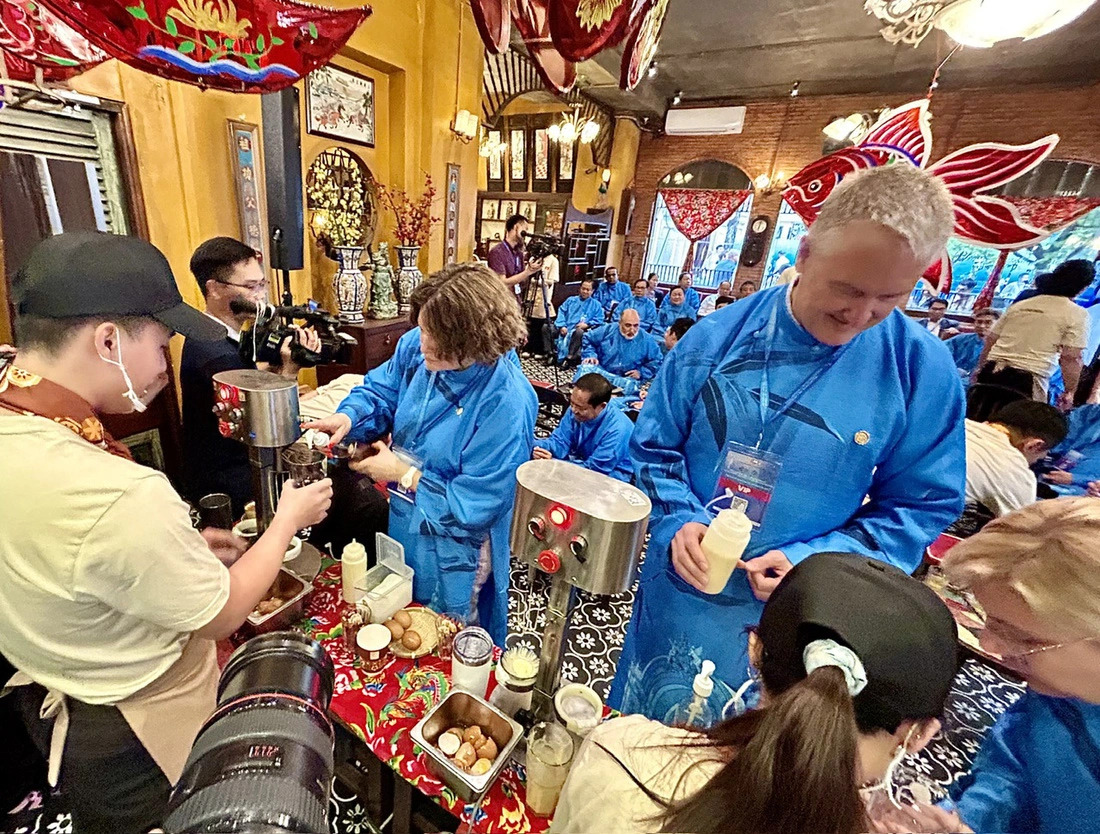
623, 82, 1100, 288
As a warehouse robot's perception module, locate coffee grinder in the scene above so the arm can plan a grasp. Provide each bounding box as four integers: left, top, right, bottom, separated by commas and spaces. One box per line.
509, 460, 651, 719
212, 368, 301, 533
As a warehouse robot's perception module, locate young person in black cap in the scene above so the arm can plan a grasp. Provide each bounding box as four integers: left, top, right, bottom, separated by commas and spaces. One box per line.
551, 552, 962, 834
0, 232, 333, 834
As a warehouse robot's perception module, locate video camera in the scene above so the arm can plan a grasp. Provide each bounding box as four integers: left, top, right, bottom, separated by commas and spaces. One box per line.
521, 231, 564, 262
232, 298, 356, 369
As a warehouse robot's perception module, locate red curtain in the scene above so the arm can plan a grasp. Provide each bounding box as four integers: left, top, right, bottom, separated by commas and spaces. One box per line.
660, 187, 751, 273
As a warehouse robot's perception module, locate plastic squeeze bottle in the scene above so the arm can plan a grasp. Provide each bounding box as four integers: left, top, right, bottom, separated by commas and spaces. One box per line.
700, 508, 753, 595
665, 659, 717, 729
341, 539, 368, 604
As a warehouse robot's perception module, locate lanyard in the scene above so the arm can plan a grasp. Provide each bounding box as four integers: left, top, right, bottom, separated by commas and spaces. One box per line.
756, 296, 846, 449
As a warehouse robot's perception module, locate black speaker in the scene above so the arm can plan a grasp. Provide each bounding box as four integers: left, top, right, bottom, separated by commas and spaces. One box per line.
261, 88, 304, 272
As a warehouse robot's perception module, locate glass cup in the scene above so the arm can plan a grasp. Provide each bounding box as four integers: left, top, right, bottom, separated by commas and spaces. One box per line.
451, 626, 493, 698
283, 446, 327, 486
525, 721, 574, 817
198, 493, 233, 530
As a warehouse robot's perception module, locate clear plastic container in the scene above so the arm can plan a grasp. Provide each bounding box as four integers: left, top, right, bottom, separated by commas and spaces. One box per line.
355, 533, 413, 623
451, 626, 493, 698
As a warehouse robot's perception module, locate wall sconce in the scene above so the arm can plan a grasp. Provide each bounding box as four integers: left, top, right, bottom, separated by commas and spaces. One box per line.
754, 171, 787, 195
599, 167, 612, 194
451, 109, 479, 142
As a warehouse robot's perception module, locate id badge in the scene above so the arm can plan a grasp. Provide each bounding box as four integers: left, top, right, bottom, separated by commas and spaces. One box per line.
707, 441, 783, 527
386, 446, 424, 504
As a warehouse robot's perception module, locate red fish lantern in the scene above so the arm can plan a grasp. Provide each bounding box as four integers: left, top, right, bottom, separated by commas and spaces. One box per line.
0, 0, 106, 82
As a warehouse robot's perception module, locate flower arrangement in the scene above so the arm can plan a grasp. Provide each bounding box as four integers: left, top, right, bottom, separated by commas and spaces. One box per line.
378, 174, 440, 248
306, 148, 367, 249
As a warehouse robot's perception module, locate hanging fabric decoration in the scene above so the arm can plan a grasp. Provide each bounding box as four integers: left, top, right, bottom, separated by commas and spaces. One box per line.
513, 0, 576, 94
549, 0, 633, 62
619, 0, 668, 91
660, 187, 751, 273
471, 0, 513, 53
37, 0, 371, 93
0, 0, 106, 82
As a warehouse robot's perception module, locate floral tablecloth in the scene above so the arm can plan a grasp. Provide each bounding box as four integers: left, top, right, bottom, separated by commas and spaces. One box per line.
300, 560, 549, 834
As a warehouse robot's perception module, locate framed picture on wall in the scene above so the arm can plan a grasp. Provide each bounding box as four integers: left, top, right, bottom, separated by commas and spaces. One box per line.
534, 129, 550, 180
445, 163, 460, 265
305, 65, 375, 147
487, 129, 504, 183
482, 199, 499, 220
510, 128, 526, 185
227, 120, 268, 265
559, 139, 575, 180
500, 199, 518, 219
519, 200, 537, 221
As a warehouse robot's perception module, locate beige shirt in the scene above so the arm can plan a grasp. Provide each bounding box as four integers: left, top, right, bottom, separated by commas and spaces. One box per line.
0, 415, 230, 704
964, 419, 1037, 517
989, 295, 1090, 382
549, 715, 723, 834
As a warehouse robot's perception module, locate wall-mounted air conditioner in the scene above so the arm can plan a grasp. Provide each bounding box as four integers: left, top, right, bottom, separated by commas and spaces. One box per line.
664, 105, 747, 136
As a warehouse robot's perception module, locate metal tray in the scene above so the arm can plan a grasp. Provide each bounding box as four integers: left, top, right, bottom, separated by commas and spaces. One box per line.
410, 690, 522, 802
244, 569, 311, 634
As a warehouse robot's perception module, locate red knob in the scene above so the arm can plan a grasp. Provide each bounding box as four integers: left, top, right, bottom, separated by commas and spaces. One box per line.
537, 549, 561, 574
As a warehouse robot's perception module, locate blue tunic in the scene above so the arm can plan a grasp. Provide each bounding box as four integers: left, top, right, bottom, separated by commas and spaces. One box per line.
554, 295, 605, 359
1048, 404, 1100, 494
593, 280, 632, 315
534, 405, 634, 482
579, 324, 664, 396
953, 692, 1100, 834
335, 328, 537, 644
681, 286, 701, 314
616, 296, 660, 335
944, 332, 985, 382
657, 301, 695, 332
608, 285, 965, 719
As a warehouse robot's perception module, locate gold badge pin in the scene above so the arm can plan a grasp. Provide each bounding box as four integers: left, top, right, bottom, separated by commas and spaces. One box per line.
854, 430, 871, 446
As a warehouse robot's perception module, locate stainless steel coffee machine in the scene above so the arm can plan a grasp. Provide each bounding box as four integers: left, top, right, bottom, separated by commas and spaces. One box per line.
212, 369, 301, 533
510, 460, 651, 718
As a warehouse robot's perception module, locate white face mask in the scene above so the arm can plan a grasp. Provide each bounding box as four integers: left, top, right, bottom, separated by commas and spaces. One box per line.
99, 327, 148, 413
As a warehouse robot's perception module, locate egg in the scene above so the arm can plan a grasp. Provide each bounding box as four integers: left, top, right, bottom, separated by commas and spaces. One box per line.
470, 757, 492, 776
474, 736, 498, 762
454, 741, 478, 770
393, 609, 413, 629
462, 725, 484, 746
401, 629, 422, 651
437, 730, 462, 757
383, 619, 404, 641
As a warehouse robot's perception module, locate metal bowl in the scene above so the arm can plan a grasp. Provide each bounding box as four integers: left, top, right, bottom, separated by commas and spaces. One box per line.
244, 569, 312, 634
410, 690, 522, 802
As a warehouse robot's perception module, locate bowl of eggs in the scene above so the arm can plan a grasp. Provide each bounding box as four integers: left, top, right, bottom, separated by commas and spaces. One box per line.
381, 607, 440, 659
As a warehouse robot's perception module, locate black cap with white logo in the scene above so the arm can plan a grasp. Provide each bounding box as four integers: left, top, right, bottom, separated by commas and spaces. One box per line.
14, 232, 225, 341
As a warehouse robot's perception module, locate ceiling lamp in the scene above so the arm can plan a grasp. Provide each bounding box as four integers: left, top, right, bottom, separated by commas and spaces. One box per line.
823, 113, 873, 144
547, 108, 601, 144
865, 0, 1096, 48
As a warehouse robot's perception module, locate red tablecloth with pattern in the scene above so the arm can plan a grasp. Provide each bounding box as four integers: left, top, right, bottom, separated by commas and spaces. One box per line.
299, 560, 550, 834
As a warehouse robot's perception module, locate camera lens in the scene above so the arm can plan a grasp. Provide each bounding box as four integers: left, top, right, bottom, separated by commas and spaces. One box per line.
164, 632, 336, 834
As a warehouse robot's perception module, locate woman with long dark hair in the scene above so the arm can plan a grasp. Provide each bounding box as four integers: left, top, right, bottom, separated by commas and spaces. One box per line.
550, 553, 961, 834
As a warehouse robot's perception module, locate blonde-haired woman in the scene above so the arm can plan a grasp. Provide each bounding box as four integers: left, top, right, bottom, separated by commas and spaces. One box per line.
305, 263, 536, 643
942, 497, 1100, 834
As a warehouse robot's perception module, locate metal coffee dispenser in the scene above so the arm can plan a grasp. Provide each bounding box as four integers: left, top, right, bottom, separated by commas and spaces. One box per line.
212, 369, 300, 533
510, 460, 651, 718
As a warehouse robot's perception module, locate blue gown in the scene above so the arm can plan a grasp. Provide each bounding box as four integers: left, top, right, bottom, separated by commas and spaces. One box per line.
656, 301, 695, 332
952, 692, 1100, 834
681, 286, 701, 314
608, 286, 966, 719
616, 296, 660, 335
335, 328, 537, 644
944, 332, 985, 383
578, 324, 664, 396
533, 405, 635, 482
554, 295, 604, 360
1048, 404, 1100, 494
593, 280, 632, 315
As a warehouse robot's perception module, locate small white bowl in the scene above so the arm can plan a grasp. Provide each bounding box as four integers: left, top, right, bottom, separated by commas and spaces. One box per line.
284, 535, 303, 562
232, 518, 258, 540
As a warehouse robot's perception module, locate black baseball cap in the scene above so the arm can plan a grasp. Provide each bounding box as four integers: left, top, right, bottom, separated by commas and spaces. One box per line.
14, 232, 225, 341
758, 553, 958, 722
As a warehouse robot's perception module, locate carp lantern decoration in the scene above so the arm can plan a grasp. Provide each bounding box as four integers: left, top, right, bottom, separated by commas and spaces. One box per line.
18, 0, 371, 93
0, 0, 107, 82
781, 99, 1076, 294
471, 0, 669, 94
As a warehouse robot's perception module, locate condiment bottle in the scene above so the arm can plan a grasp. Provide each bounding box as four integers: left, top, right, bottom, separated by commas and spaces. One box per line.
341, 539, 368, 604
699, 508, 753, 594
664, 659, 716, 729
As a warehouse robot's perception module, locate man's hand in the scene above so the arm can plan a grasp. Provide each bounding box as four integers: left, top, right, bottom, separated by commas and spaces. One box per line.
671, 522, 710, 591
576, 322, 590, 331
1044, 469, 1074, 485
201, 528, 248, 567
1088, 480, 1100, 498
525, 257, 544, 276
274, 326, 322, 380
349, 441, 406, 483
624, 370, 641, 380
532, 447, 553, 461
582, 357, 598, 365
302, 413, 353, 445
1057, 391, 1076, 412
942, 327, 960, 339
869, 802, 973, 833
559, 327, 568, 336
741, 550, 792, 602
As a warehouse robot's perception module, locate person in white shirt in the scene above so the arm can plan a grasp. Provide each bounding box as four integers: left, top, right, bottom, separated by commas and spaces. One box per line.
964, 399, 1068, 518
697, 280, 734, 317
970, 259, 1094, 419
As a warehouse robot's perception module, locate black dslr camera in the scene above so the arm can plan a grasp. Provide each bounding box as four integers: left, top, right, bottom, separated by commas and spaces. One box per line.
234, 299, 357, 368
522, 231, 564, 262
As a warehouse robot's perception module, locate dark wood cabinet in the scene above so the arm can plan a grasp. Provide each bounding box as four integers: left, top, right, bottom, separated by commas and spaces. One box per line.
315, 318, 413, 386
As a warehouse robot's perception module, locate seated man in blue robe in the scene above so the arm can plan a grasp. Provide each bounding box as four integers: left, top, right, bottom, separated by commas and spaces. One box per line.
576, 309, 663, 398
615, 277, 659, 335
533, 373, 634, 482
593, 266, 632, 317
1043, 402, 1100, 496
944, 307, 999, 386
554, 277, 603, 366
609, 163, 966, 720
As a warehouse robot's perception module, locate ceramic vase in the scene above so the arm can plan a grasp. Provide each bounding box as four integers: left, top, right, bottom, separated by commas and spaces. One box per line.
331, 245, 368, 324
394, 245, 422, 316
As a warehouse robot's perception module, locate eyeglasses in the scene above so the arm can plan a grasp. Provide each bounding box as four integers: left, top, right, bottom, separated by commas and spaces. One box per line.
215, 278, 268, 293
980, 614, 1098, 667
